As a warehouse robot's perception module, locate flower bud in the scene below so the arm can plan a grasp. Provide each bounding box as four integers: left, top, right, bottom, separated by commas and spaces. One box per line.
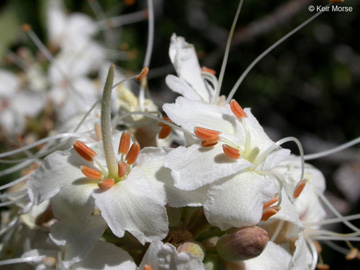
177, 241, 205, 261
216, 226, 269, 262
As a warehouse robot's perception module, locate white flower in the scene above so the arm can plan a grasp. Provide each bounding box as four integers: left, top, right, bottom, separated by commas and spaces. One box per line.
0, 70, 45, 136
166, 34, 215, 103
138, 240, 205, 270
22, 240, 136, 270
27, 131, 169, 250
47, 0, 98, 51
163, 97, 289, 230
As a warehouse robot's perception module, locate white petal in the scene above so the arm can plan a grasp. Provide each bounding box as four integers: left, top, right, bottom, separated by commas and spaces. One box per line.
12, 91, 46, 117
289, 233, 314, 270
72, 240, 136, 270
164, 144, 252, 190
50, 188, 106, 267
27, 149, 94, 205
204, 172, 276, 230
163, 97, 235, 135
169, 34, 210, 102
244, 241, 291, 270
136, 147, 209, 207
0, 70, 19, 96
139, 240, 205, 270
92, 167, 168, 244
166, 75, 203, 101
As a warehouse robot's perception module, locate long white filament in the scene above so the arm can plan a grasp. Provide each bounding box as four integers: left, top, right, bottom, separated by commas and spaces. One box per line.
139, 0, 154, 111
304, 136, 360, 161
0, 133, 80, 159
212, 0, 245, 104
226, 8, 326, 103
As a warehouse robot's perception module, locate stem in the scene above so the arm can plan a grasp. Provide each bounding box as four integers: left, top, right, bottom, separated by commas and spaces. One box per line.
101, 65, 118, 178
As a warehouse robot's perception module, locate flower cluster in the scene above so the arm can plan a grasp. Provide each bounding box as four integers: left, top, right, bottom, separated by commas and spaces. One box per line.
0, 1, 359, 270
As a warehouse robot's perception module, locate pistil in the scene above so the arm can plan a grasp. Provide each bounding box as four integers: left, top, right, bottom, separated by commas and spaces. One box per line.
100, 65, 118, 179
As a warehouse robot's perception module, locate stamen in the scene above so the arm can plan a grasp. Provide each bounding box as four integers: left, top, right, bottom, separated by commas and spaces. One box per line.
21, 24, 31, 32
201, 66, 216, 75
345, 248, 358, 260
293, 179, 307, 199
316, 264, 330, 270
201, 136, 219, 147
230, 100, 247, 118
126, 143, 140, 165
194, 127, 220, 140
158, 117, 172, 127
143, 265, 152, 270
125, 0, 136, 6
226, 7, 327, 103
118, 131, 131, 155
222, 144, 240, 159
98, 178, 115, 190
94, 123, 102, 141
263, 196, 279, 210
118, 161, 128, 178
158, 126, 172, 139
73, 141, 97, 161
135, 67, 149, 80
261, 206, 280, 221
80, 166, 103, 180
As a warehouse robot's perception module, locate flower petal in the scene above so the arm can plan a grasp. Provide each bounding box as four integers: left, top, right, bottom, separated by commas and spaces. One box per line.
139, 240, 205, 270
72, 240, 136, 270
166, 75, 203, 101
169, 34, 210, 103
49, 185, 107, 267
164, 144, 252, 190
92, 167, 168, 244
243, 241, 292, 270
163, 97, 236, 137
204, 172, 277, 230
27, 149, 94, 205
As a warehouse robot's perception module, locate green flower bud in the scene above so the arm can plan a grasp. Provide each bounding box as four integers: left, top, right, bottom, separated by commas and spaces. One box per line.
216, 226, 269, 262
177, 241, 206, 261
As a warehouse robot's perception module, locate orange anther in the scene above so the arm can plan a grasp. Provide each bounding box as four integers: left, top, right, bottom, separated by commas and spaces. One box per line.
230, 100, 247, 119
194, 127, 220, 140
316, 264, 330, 270
201, 66, 216, 75
136, 67, 149, 80
21, 24, 31, 32
73, 141, 97, 161
118, 131, 131, 155
16, 134, 23, 146
293, 180, 307, 199
143, 265, 153, 270
98, 178, 115, 190
118, 161, 128, 178
158, 117, 172, 127
201, 136, 219, 147
158, 126, 172, 139
80, 166, 102, 180
346, 248, 359, 260
261, 206, 280, 221
126, 143, 140, 165
125, 0, 136, 6
263, 196, 279, 210
222, 144, 240, 159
